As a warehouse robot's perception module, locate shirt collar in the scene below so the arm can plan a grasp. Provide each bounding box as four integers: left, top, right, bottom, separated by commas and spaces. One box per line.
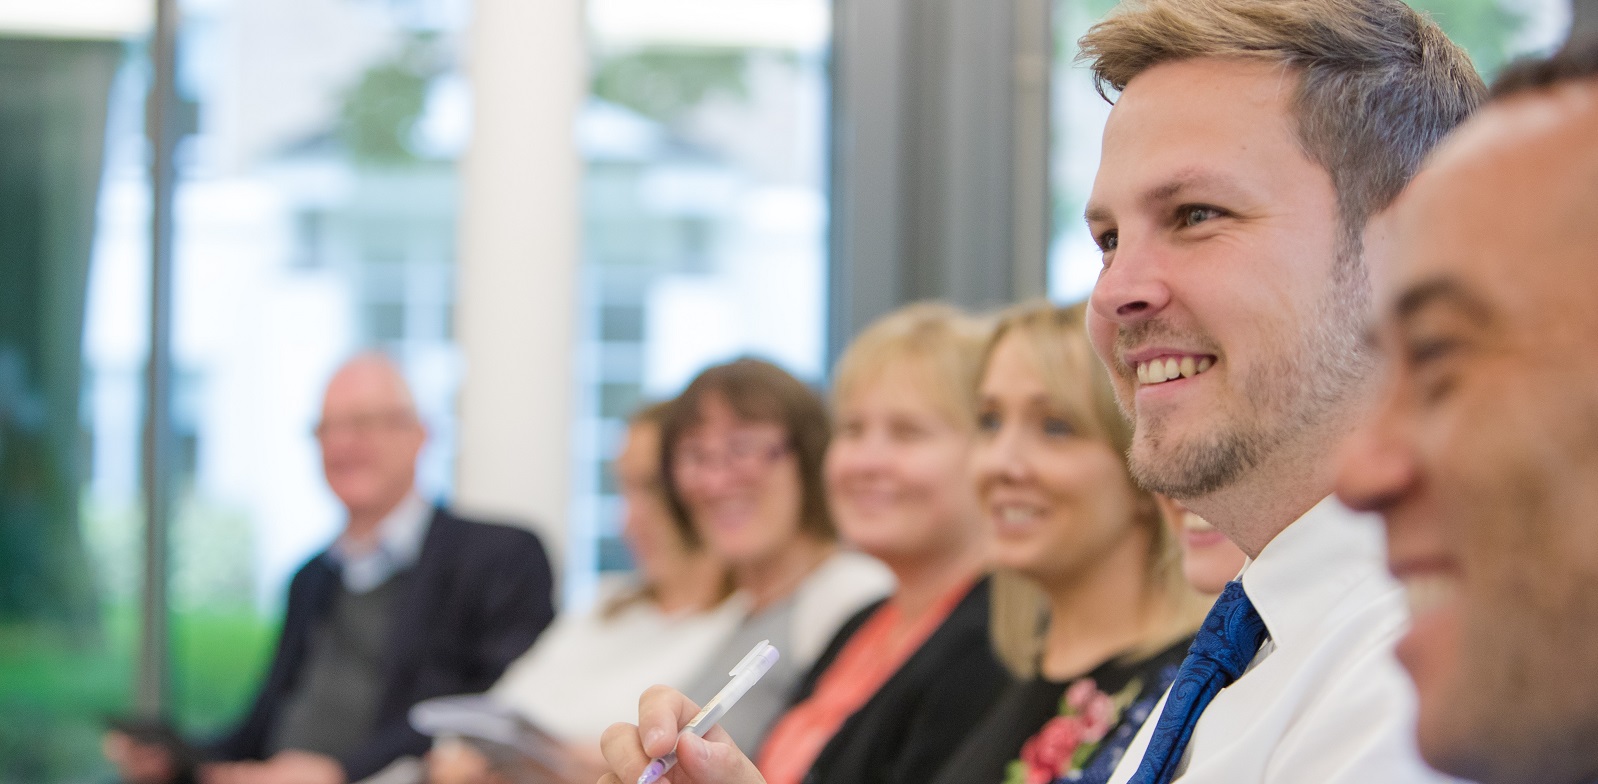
330, 490, 433, 593
1238, 495, 1391, 651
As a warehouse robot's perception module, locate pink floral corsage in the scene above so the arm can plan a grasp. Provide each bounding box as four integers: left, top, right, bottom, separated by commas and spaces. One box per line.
1006, 677, 1143, 784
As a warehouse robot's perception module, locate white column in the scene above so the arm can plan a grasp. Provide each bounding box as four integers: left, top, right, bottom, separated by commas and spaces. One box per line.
455, 0, 583, 592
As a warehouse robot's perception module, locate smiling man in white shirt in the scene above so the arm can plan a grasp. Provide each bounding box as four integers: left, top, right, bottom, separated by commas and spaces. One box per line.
1077, 2, 1483, 783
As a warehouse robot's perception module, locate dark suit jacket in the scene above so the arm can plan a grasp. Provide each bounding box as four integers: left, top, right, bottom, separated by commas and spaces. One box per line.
206, 507, 555, 781
790, 576, 1011, 784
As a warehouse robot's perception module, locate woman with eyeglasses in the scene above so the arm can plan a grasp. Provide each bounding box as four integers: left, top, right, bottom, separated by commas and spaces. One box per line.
930, 301, 1209, 784
753, 303, 1010, 784
664, 358, 894, 756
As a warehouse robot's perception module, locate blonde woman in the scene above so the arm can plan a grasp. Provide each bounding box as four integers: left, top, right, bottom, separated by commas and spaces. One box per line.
931, 301, 1209, 784
756, 303, 1009, 784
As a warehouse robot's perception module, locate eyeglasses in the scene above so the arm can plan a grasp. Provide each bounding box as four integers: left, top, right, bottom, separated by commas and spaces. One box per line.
673, 435, 791, 478
312, 410, 416, 440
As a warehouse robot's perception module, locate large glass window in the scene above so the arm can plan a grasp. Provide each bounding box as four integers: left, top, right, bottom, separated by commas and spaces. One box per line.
570, 0, 832, 600
154, 0, 471, 737
1, 0, 471, 778
1046, 0, 1574, 300
0, 22, 144, 781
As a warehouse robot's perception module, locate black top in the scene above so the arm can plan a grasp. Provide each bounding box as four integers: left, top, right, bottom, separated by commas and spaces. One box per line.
931, 635, 1192, 784
788, 577, 1012, 784
205, 507, 555, 781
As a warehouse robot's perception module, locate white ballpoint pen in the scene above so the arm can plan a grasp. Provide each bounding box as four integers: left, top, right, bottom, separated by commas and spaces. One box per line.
635, 640, 780, 784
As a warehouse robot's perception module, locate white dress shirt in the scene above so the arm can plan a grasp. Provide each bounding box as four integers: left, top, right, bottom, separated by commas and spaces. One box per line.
1107, 497, 1461, 784
329, 490, 432, 593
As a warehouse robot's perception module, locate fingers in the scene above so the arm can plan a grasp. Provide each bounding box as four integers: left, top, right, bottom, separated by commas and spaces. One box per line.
427, 740, 491, 784
600, 722, 656, 784
599, 687, 762, 784
201, 761, 261, 784
699, 725, 736, 748
637, 685, 701, 758
103, 731, 179, 784
670, 734, 766, 784
103, 731, 130, 762
562, 740, 611, 784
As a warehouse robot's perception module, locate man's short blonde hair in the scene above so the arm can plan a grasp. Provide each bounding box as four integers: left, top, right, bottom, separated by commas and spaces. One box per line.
831, 302, 991, 430
1079, 0, 1484, 253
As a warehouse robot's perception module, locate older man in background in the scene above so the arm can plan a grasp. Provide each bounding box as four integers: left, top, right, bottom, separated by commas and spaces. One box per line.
1336, 39, 1598, 784
107, 353, 555, 784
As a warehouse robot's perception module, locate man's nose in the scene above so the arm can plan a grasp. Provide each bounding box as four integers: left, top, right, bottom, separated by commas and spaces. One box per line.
1089, 236, 1172, 326
1334, 399, 1418, 514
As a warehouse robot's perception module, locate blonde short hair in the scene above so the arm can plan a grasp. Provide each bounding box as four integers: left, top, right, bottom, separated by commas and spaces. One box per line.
983, 301, 1202, 676
831, 302, 991, 429
1079, 0, 1483, 253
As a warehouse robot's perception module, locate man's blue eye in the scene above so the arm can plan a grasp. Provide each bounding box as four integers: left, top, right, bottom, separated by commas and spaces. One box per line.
1183, 207, 1220, 227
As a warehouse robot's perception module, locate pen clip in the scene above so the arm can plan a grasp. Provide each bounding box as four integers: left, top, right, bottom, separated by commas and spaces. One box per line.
730, 639, 774, 676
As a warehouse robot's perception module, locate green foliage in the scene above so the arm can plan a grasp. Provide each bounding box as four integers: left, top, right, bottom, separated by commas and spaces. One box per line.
0, 608, 135, 783
172, 607, 277, 734
0, 605, 274, 782
1408, 0, 1531, 78
592, 48, 751, 123
338, 34, 444, 165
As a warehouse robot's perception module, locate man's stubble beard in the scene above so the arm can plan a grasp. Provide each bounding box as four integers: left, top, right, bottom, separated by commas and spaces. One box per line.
1121, 251, 1377, 500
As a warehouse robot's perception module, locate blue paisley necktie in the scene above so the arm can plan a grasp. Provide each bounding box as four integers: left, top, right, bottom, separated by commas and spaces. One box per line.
1127, 580, 1268, 784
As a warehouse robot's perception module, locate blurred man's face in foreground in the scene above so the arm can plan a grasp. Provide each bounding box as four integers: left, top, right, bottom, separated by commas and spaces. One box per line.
1336, 80, 1598, 784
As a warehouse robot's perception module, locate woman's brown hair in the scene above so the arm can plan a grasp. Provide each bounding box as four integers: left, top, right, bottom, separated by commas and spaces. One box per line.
659, 357, 835, 547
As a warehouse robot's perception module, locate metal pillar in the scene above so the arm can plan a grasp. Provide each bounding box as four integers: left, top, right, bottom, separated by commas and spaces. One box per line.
1574, 0, 1597, 40
828, 0, 1051, 365
138, 0, 180, 718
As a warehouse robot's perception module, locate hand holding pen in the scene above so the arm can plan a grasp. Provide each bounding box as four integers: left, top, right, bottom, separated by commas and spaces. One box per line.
597, 641, 778, 784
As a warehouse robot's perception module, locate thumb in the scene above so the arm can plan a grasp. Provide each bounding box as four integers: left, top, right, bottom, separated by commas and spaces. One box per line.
672, 733, 765, 784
